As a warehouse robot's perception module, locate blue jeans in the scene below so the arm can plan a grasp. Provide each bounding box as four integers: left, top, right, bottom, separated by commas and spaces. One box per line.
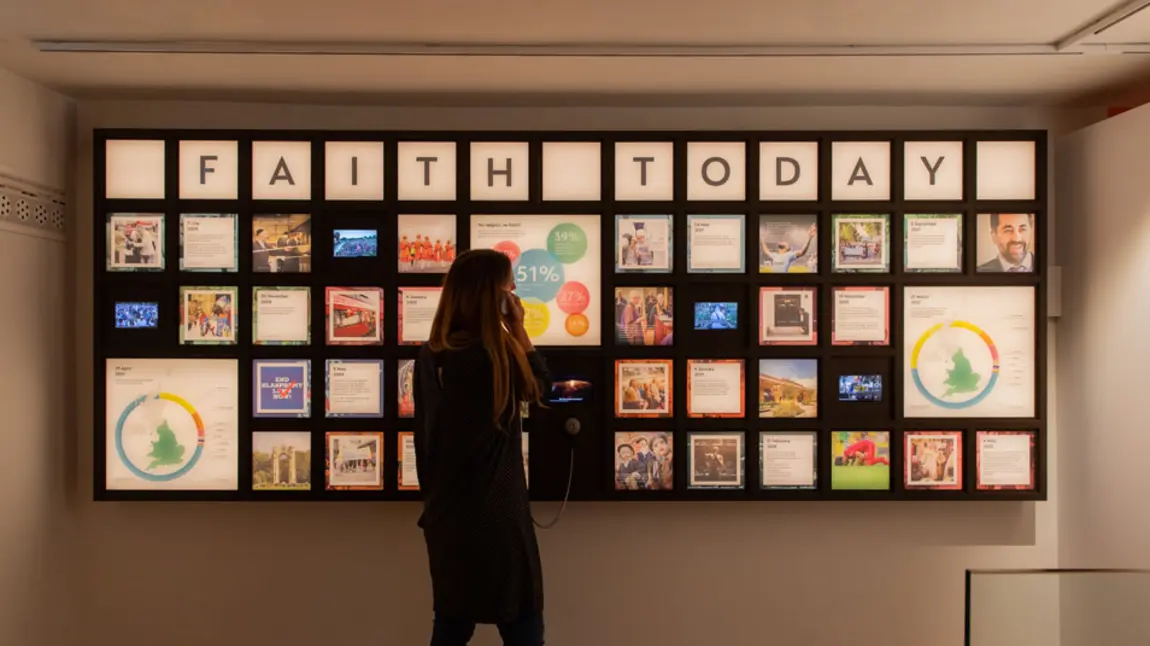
431, 612, 544, 646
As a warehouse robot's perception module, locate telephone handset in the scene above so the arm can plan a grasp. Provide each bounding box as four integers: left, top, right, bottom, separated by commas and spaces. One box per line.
500, 292, 512, 317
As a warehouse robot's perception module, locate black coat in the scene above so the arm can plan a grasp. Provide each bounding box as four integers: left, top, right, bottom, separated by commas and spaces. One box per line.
413, 342, 552, 624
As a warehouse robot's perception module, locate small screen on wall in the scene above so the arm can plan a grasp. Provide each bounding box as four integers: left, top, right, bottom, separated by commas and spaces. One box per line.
694, 302, 737, 330
333, 229, 378, 258
114, 302, 159, 329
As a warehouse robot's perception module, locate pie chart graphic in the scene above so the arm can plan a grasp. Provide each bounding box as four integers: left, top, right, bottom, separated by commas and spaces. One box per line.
114, 392, 206, 482
909, 320, 999, 410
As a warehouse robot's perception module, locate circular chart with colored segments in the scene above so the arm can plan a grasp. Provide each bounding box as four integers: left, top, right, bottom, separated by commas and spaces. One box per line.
114, 392, 206, 482
909, 320, 999, 410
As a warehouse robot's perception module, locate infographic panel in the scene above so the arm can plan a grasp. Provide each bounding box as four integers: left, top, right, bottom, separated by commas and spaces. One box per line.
105, 358, 239, 490
471, 214, 601, 346
903, 286, 1035, 418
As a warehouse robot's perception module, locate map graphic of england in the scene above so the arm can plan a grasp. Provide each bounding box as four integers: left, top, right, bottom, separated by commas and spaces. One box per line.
146, 420, 186, 470
943, 347, 981, 397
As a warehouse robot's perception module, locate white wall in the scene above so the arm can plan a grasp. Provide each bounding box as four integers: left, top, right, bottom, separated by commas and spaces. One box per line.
1056, 104, 1150, 569
1055, 100, 1150, 646
72, 101, 1094, 646
0, 68, 74, 646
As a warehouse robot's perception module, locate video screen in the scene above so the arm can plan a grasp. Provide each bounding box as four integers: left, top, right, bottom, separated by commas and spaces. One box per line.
115, 302, 159, 329
838, 375, 883, 402
548, 378, 593, 404
333, 229, 378, 258
694, 302, 737, 330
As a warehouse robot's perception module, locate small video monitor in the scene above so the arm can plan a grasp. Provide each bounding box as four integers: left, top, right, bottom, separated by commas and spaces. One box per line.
548, 377, 593, 404
694, 302, 738, 330
115, 302, 159, 329
838, 375, 883, 402
333, 229, 378, 258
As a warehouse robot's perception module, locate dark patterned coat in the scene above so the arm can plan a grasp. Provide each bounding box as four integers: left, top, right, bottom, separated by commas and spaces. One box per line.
414, 343, 552, 624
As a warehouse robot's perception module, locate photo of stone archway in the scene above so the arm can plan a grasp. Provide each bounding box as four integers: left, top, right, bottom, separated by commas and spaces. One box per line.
252, 432, 312, 490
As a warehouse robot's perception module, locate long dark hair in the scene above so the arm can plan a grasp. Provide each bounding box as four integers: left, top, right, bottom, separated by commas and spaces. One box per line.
427, 249, 542, 426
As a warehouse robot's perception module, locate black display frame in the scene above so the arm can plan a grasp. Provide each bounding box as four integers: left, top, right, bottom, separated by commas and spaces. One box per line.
93, 129, 1048, 503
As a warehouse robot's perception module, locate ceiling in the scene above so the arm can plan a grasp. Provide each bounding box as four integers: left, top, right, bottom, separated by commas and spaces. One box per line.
4, 0, 1150, 105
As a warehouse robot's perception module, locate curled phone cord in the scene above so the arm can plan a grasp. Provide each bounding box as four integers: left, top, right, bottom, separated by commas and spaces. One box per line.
532, 448, 575, 530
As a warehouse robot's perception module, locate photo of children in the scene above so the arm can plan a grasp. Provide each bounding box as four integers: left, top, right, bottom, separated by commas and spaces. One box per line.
832, 214, 890, 273
179, 287, 236, 345
252, 214, 312, 273
397, 214, 456, 273
616, 214, 672, 272
614, 287, 673, 346
758, 359, 818, 418
614, 431, 674, 491
831, 431, 891, 490
759, 215, 817, 273
107, 213, 164, 271
688, 432, 744, 489
615, 360, 673, 418
905, 431, 962, 490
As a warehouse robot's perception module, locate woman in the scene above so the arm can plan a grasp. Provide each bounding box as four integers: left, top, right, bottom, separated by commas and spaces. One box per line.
414, 249, 553, 646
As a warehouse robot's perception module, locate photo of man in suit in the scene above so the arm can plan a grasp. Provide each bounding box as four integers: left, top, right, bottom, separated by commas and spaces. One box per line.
977, 213, 1034, 273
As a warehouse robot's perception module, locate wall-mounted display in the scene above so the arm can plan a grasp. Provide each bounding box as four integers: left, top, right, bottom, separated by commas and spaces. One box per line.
398, 431, 418, 491
976, 213, 1035, 273
693, 301, 737, 331
179, 286, 237, 345
252, 432, 311, 491
687, 214, 745, 273
686, 359, 745, 418
325, 359, 383, 418
615, 214, 672, 273
903, 214, 961, 273
105, 358, 239, 491
326, 287, 382, 346
397, 359, 415, 418
760, 431, 817, 490
333, 229, 378, 258
107, 213, 164, 271
252, 214, 312, 273
93, 129, 1047, 504
252, 286, 310, 345
904, 430, 962, 490
759, 287, 816, 345
614, 431, 674, 491
397, 286, 442, 345
397, 214, 455, 273
688, 432, 745, 489
471, 214, 601, 345
976, 430, 1036, 490
831, 431, 891, 491
114, 302, 158, 329
614, 287, 673, 346
758, 359, 818, 418
831, 286, 890, 346
180, 213, 238, 272
252, 359, 311, 418
903, 286, 1035, 418
615, 359, 672, 418
832, 213, 890, 273
324, 431, 383, 491
758, 215, 817, 273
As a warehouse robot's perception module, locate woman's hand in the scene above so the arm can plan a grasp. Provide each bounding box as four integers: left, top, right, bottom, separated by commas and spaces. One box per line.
503, 293, 534, 350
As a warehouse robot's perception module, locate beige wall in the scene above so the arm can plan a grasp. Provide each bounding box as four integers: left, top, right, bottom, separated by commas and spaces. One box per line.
1056, 104, 1150, 570
0, 69, 74, 646
72, 101, 1091, 646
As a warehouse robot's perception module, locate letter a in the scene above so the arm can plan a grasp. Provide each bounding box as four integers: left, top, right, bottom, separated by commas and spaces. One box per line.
848, 158, 872, 186
270, 157, 296, 185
